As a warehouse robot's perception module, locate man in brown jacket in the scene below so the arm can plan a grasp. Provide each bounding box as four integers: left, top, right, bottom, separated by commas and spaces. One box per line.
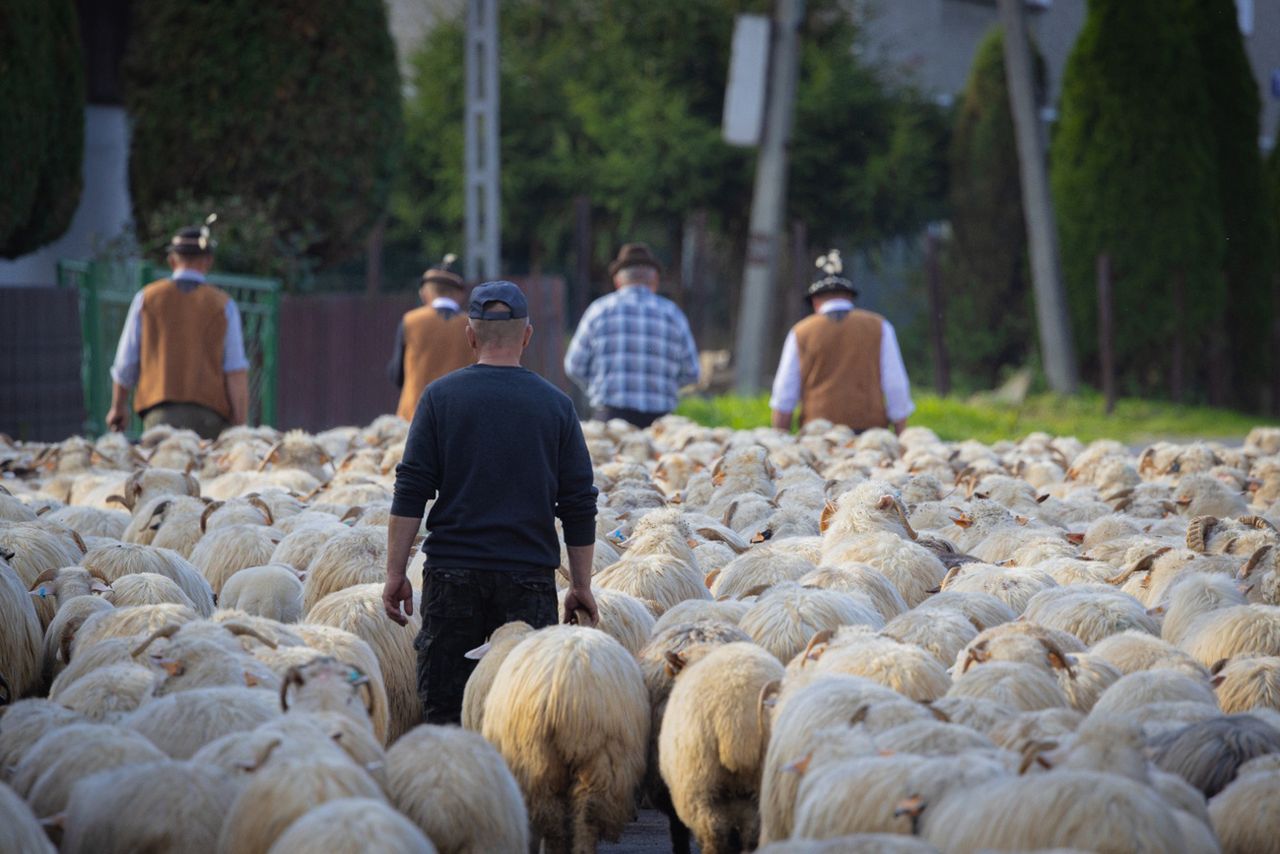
107, 217, 249, 439
769, 249, 915, 434
388, 254, 474, 421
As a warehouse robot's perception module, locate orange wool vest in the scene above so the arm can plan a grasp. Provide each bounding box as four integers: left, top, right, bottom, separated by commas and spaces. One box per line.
396, 305, 474, 420
793, 308, 889, 430
133, 279, 233, 419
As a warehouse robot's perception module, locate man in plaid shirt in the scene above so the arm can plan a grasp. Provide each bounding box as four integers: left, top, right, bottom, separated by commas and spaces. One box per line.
565, 243, 700, 427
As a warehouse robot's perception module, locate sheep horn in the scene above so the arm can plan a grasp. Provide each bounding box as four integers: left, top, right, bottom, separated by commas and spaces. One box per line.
756, 679, 782, 745
1042, 641, 1077, 680
849, 703, 871, 726
570, 608, 594, 627
0, 545, 14, 563
664, 650, 686, 678
1018, 740, 1058, 775
246, 495, 275, 526
1105, 548, 1168, 586
35, 504, 52, 516
255, 441, 283, 472
183, 472, 201, 497
1209, 658, 1230, 677
1185, 516, 1219, 553
1239, 515, 1278, 533
891, 499, 919, 540
199, 501, 224, 533
105, 494, 130, 509
222, 622, 279, 649
703, 568, 721, 590
1239, 545, 1273, 581
802, 628, 835, 664
0, 671, 10, 706
340, 506, 365, 524
131, 623, 182, 657
720, 500, 739, 528
86, 566, 113, 586
67, 529, 86, 554
279, 666, 306, 711
239, 737, 282, 772
738, 584, 773, 600
938, 565, 965, 590
29, 567, 61, 592
921, 701, 951, 723
893, 794, 927, 836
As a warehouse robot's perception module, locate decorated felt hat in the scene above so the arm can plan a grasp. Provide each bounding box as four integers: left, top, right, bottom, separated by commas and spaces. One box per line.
806, 249, 857, 302
422, 253, 464, 289
608, 242, 663, 277
165, 214, 217, 256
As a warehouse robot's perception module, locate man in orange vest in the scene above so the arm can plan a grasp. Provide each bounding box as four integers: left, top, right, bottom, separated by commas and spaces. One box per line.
107, 217, 249, 439
388, 254, 474, 421
769, 250, 915, 434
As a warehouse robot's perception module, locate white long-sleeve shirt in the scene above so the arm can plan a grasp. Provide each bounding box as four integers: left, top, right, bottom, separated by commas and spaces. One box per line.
769, 298, 915, 422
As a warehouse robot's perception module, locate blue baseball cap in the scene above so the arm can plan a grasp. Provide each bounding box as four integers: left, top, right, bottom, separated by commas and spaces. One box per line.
468, 280, 529, 320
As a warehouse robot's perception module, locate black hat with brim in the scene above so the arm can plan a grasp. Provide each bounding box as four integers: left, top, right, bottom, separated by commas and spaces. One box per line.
164, 217, 217, 256
806, 274, 858, 303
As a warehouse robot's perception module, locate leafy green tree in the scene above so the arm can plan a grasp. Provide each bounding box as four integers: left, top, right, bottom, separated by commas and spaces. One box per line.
0, 0, 84, 258
1051, 0, 1224, 398
1183, 0, 1275, 408
943, 26, 1043, 387
392, 0, 947, 281
123, 0, 402, 273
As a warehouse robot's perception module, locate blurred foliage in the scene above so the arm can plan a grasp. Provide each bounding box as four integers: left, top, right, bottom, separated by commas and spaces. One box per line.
122, 0, 402, 275
1184, 0, 1276, 410
139, 194, 319, 287
676, 392, 1276, 443
1050, 0, 1225, 398
0, 0, 84, 258
942, 26, 1040, 389
393, 0, 948, 277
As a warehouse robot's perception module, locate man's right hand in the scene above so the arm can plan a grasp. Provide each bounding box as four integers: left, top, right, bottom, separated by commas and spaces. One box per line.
106, 406, 128, 433
563, 586, 599, 627
382, 575, 414, 626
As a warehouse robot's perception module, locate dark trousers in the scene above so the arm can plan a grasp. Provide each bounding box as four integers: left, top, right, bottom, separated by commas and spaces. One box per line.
592, 405, 666, 429
415, 565, 558, 725
141, 402, 229, 440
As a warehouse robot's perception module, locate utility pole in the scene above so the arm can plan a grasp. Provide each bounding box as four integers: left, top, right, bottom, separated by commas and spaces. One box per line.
997, 0, 1077, 393
464, 0, 501, 282
734, 0, 805, 394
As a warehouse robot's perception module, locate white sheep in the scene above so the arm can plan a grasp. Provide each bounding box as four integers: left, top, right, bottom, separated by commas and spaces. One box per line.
267, 797, 436, 854
822, 532, 945, 608
123, 685, 280, 759
269, 522, 349, 572
482, 625, 649, 853
459, 621, 534, 732
1, 558, 43, 698
799, 564, 909, 621
659, 641, 784, 854
216, 756, 385, 854
189, 523, 283, 596
806, 633, 952, 702
880, 608, 978, 667
53, 661, 156, 720
301, 526, 387, 613
305, 583, 421, 742
651, 598, 750, 634
60, 759, 238, 854
595, 553, 710, 615
219, 564, 305, 623
1208, 762, 1280, 854
1090, 629, 1211, 679
739, 583, 884, 663
1088, 669, 1219, 718
1212, 655, 1280, 714
1022, 584, 1159, 645
1179, 604, 1280, 667
0, 779, 55, 854
945, 661, 1070, 711
81, 541, 215, 616
385, 724, 529, 854
710, 546, 817, 600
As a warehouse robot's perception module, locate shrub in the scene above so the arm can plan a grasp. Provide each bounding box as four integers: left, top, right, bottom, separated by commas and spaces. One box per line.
0, 0, 85, 258
123, 0, 401, 271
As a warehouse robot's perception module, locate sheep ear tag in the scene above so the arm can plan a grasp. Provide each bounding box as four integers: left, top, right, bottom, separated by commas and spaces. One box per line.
464, 642, 491, 661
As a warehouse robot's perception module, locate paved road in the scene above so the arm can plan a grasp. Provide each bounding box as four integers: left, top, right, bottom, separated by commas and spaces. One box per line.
600, 809, 696, 853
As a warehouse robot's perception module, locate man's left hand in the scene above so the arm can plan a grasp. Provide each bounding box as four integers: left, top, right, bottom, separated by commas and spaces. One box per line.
382, 576, 414, 625
563, 586, 599, 627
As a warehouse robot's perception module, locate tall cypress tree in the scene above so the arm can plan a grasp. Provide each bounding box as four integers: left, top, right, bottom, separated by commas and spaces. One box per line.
0, 0, 85, 258
1051, 0, 1224, 399
946, 26, 1045, 386
1183, 0, 1275, 408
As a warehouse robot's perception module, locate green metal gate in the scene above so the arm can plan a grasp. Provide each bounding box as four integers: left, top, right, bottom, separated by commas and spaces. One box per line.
57, 259, 280, 437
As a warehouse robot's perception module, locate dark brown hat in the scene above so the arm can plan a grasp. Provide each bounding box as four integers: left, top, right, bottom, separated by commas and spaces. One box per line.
608, 242, 663, 277
421, 253, 464, 289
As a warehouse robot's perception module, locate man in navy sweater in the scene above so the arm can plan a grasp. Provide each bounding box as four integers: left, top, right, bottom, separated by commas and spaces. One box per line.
382, 280, 599, 725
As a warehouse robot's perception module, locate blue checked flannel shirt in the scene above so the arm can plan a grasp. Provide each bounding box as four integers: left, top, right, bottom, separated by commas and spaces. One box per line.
564, 286, 701, 414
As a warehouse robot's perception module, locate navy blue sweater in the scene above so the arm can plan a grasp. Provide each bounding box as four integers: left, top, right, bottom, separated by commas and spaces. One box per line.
391, 364, 598, 572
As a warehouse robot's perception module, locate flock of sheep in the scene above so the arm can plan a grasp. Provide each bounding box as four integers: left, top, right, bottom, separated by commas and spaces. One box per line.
3, 415, 1280, 854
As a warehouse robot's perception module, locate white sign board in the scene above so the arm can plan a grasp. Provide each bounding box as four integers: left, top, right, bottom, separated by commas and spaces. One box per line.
722, 14, 771, 148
